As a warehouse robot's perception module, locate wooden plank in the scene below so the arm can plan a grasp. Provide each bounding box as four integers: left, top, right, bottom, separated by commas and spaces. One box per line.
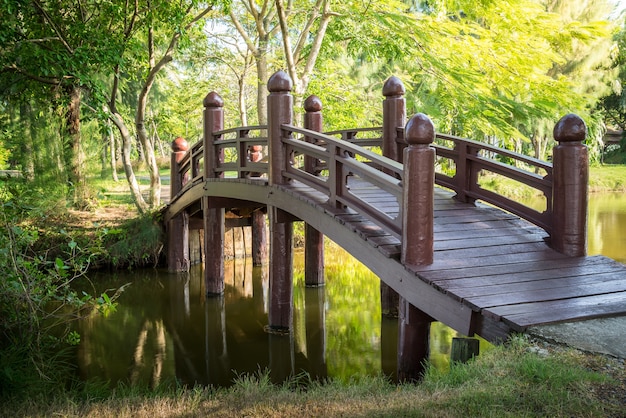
439, 259, 624, 291
435, 226, 545, 241
413, 249, 570, 276
418, 255, 610, 282
434, 233, 546, 251
462, 272, 626, 309
434, 213, 519, 225
485, 292, 626, 329
434, 242, 549, 260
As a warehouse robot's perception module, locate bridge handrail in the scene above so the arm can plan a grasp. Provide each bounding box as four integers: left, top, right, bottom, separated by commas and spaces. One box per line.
283, 124, 403, 237
316, 126, 554, 233
433, 133, 553, 233
173, 125, 554, 234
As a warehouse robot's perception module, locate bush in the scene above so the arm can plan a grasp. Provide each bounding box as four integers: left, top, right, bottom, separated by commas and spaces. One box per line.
0, 181, 117, 400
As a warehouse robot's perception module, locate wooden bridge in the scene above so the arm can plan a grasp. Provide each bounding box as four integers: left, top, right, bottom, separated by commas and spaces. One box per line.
162, 71, 626, 380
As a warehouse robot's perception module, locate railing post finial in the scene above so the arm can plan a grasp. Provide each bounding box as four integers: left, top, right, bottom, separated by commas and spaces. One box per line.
203, 91, 224, 179
402, 113, 435, 266
382, 76, 406, 165
551, 113, 588, 257
170, 137, 189, 198
267, 70, 293, 186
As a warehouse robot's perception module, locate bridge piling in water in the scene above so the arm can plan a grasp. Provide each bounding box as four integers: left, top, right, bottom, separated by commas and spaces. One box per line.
303, 95, 325, 287
203, 92, 226, 295
397, 113, 437, 382
267, 71, 295, 331
380, 76, 406, 317
167, 137, 190, 272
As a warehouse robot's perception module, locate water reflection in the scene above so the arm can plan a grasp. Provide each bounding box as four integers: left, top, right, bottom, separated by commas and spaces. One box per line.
77, 192, 626, 388
76, 247, 467, 388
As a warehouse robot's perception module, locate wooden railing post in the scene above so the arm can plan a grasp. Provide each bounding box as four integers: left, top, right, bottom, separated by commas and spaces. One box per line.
402, 113, 435, 266
304, 95, 325, 287
167, 137, 190, 272
382, 76, 406, 164
551, 114, 588, 257
203, 92, 226, 295
267, 70, 294, 331
381, 76, 406, 317
398, 113, 436, 382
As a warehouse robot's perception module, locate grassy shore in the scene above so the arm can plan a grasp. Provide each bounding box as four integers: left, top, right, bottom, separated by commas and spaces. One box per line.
1, 337, 624, 417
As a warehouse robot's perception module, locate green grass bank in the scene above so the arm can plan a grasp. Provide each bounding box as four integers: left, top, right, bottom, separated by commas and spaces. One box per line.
1, 336, 624, 417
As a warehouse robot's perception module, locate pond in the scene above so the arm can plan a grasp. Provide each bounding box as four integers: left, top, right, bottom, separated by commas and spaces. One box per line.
74, 192, 626, 388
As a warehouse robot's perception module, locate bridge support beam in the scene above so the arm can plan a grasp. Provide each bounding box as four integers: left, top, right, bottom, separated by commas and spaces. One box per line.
251, 210, 267, 266
397, 113, 436, 382
167, 137, 190, 272
397, 298, 433, 382
267, 71, 295, 331
204, 202, 225, 295
268, 207, 294, 331
203, 92, 225, 295
304, 95, 325, 287
380, 76, 406, 316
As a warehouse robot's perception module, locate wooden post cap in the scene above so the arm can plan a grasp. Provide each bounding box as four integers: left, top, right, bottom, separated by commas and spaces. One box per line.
268, 70, 293, 93
553, 114, 586, 143
304, 95, 322, 112
382, 76, 405, 97
203, 91, 224, 108
405, 113, 435, 145
172, 137, 189, 152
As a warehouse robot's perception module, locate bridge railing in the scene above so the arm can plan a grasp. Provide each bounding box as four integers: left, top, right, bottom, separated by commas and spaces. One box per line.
431, 133, 553, 233
314, 126, 554, 233
170, 71, 588, 259
282, 124, 403, 237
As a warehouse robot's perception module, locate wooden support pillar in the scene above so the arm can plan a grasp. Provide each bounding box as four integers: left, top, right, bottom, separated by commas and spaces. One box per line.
167, 137, 189, 272
397, 113, 436, 382
304, 95, 325, 287
551, 114, 588, 257
451, 337, 480, 364
267, 71, 294, 331
305, 286, 327, 380
380, 76, 406, 316
203, 92, 225, 295
251, 209, 267, 266
397, 298, 432, 382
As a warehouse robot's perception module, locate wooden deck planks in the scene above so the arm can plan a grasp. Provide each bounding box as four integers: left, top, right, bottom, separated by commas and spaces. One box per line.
254, 179, 626, 336
313, 180, 626, 330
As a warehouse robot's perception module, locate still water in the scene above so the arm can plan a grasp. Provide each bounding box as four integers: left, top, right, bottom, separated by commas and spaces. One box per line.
75, 192, 626, 388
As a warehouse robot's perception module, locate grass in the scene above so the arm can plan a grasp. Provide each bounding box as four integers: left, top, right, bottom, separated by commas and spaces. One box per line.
1, 337, 624, 417
589, 165, 626, 192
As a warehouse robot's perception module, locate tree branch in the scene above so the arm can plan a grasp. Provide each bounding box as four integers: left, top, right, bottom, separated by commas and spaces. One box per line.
31, 0, 75, 54
275, 0, 297, 85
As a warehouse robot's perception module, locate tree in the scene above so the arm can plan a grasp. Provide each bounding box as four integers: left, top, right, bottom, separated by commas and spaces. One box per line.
0, 0, 123, 208
105, 1, 222, 212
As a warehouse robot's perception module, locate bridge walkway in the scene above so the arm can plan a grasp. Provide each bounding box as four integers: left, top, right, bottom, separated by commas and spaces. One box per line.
190, 175, 626, 343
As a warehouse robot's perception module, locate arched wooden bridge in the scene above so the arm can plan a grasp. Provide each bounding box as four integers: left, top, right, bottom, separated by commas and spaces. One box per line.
162, 71, 626, 379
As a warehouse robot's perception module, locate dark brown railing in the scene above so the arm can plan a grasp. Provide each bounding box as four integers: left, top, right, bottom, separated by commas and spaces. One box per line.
170, 71, 589, 262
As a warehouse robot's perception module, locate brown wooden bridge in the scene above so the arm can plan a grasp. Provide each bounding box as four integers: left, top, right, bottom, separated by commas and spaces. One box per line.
162, 71, 626, 380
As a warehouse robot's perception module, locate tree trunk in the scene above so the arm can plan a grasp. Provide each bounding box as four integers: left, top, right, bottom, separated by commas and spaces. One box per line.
111, 112, 149, 213
109, 120, 119, 182
65, 85, 89, 209
20, 101, 35, 181
256, 47, 268, 125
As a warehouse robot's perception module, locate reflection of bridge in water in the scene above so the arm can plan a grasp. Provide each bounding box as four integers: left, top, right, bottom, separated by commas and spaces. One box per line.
162, 71, 626, 380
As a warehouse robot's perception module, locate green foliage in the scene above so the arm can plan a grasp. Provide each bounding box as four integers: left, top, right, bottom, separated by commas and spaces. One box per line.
102, 213, 165, 268
0, 182, 120, 399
